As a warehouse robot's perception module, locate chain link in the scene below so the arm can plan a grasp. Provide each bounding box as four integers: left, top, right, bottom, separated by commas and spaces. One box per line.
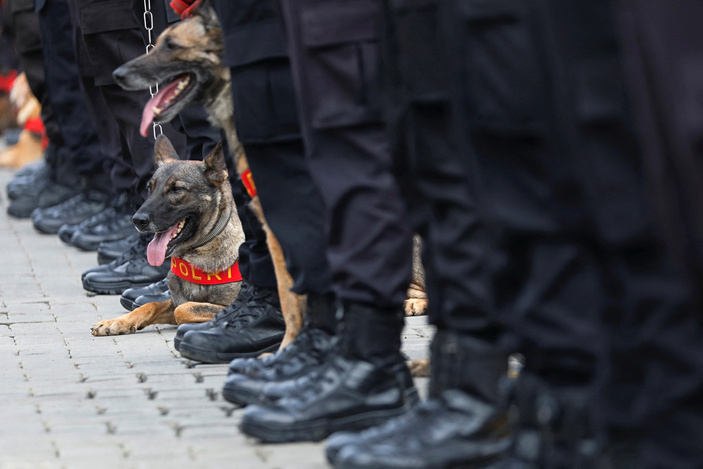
143, 0, 163, 138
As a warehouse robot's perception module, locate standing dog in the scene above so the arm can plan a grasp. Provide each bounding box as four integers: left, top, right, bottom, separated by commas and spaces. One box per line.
91, 136, 245, 336
111, 1, 427, 350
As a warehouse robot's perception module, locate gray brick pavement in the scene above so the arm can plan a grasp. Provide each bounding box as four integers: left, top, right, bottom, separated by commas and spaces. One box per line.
0, 168, 433, 469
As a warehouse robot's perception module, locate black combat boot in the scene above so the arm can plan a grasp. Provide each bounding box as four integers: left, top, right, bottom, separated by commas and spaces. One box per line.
329, 330, 512, 469
238, 302, 418, 443
119, 278, 171, 311
31, 188, 111, 234
97, 233, 139, 265
486, 372, 601, 469
81, 233, 170, 295
67, 192, 137, 250
172, 281, 256, 351
227, 291, 338, 376
221, 292, 338, 406
177, 286, 285, 363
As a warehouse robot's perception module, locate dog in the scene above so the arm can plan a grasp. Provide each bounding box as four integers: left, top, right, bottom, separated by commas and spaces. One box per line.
91, 135, 245, 336
0, 72, 43, 169
111, 1, 427, 352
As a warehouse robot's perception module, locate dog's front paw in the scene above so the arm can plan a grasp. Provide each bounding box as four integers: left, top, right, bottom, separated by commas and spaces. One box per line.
404, 298, 428, 316
91, 318, 137, 336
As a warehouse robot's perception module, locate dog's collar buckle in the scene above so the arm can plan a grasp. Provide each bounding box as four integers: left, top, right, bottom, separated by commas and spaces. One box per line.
171, 257, 242, 285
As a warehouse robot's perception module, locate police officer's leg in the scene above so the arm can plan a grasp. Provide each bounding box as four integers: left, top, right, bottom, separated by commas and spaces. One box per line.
238, 0, 418, 444
439, 1, 616, 467
329, 2, 511, 467
594, 3, 703, 466
4, 1, 75, 217
180, 0, 336, 384
32, 0, 115, 235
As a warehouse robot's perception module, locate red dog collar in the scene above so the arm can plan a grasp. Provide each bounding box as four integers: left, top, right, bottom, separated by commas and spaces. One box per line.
241, 169, 257, 198
171, 257, 242, 285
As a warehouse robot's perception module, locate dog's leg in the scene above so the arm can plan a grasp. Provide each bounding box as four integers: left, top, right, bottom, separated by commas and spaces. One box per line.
405, 235, 428, 316
91, 299, 176, 336
264, 225, 306, 350
404, 283, 428, 316
240, 167, 305, 351
174, 302, 224, 324
408, 358, 430, 377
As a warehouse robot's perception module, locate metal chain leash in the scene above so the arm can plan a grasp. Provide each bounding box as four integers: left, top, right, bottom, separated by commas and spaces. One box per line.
143, 0, 163, 139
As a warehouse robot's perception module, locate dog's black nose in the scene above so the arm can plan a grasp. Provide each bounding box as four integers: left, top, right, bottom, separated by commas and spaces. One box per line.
132, 212, 151, 232
112, 66, 128, 84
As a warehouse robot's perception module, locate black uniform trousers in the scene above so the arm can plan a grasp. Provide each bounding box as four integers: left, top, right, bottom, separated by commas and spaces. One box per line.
279, 0, 413, 309
379, 0, 502, 339
4, 0, 65, 180
211, 0, 331, 296
444, 0, 703, 466
611, 1, 703, 466
36, 0, 113, 190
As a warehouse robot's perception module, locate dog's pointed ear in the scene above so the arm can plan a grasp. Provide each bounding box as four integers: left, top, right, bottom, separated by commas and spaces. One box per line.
203, 141, 228, 185
194, 0, 219, 31
153, 135, 180, 168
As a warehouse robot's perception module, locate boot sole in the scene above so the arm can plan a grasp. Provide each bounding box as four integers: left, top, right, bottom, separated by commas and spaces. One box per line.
178, 341, 281, 364
82, 279, 154, 296
240, 405, 412, 444
32, 221, 64, 235
34, 215, 101, 235
7, 206, 34, 219
173, 334, 183, 351
58, 229, 77, 244
330, 440, 509, 469
120, 296, 135, 311
222, 383, 266, 407
337, 454, 505, 469
71, 238, 103, 251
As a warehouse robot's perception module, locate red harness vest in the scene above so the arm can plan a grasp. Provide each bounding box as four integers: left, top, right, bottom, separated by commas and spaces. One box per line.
171, 257, 242, 285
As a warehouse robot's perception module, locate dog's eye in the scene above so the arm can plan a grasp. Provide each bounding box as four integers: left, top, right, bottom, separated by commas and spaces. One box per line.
171, 185, 187, 194
164, 38, 182, 51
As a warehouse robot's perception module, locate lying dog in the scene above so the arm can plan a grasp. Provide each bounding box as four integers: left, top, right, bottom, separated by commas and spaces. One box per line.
112, 1, 427, 350
91, 136, 245, 336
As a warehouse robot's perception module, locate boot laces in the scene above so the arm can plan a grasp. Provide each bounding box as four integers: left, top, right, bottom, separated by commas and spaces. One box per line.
212, 283, 254, 323
114, 235, 148, 266
223, 287, 277, 330
270, 327, 331, 374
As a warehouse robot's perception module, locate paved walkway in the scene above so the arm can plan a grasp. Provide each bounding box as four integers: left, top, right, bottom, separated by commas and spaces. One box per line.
0, 167, 433, 469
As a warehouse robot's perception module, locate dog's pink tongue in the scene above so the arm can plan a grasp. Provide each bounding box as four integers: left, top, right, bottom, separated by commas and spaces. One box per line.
140, 96, 158, 137
147, 224, 179, 266
139, 78, 185, 137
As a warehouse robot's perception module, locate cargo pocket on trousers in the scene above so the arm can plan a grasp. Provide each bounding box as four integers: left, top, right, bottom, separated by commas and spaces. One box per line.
301, 0, 383, 129
226, 19, 301, 144
9, 0, 42, 54
459, 0, 547, 134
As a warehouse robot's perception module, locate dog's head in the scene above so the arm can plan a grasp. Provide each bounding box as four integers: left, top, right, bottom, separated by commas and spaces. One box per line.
112, 0, 226, 136
133, 135, 230, 267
